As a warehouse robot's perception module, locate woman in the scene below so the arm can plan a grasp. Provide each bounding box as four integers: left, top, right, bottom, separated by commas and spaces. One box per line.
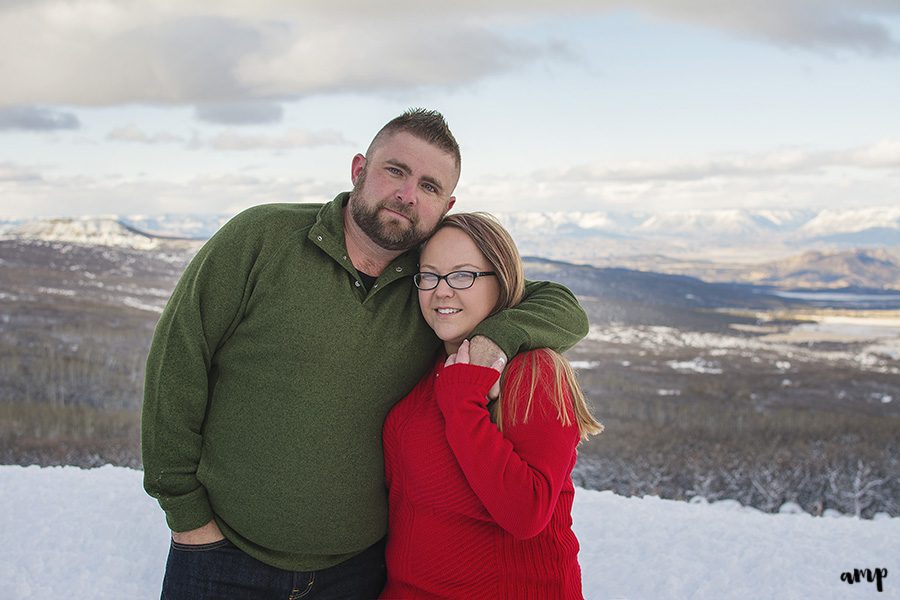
381, 213, 603, 599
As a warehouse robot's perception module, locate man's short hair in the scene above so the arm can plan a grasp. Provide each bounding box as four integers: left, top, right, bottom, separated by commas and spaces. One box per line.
367, 108, 461, 172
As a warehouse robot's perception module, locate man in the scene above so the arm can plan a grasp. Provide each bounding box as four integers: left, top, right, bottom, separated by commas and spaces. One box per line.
142, 109, 589, 599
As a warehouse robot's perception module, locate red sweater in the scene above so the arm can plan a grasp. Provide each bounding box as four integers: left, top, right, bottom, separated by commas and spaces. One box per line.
380, 350, 584, 599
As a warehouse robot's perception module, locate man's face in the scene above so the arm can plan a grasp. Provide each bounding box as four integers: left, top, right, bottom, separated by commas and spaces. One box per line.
348, 131, 458, 252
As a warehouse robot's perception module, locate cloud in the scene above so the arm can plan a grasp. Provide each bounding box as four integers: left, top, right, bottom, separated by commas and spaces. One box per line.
104, 125, 349, 150
205, 129, 349, 151
231, 22, 553, 97
194, 102, 284, 125
5, 1, 895, 109
455, 139, 900, 213
0, 161, 44, 182
2, 138, 897, 218
461, 169, 896, 214
547, 141, 900, 184
629, 0, 900, 56
107, 125, 186, 144
838, 139, 900, 168
0, 2, 556, 107
0, 167, 340, 218
0, 106, 80, 130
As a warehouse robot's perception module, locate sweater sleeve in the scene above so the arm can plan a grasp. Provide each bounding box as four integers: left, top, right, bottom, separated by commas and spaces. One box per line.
435, 353, 580, 540
141, 209, 266, 532
470, 279, 588, 360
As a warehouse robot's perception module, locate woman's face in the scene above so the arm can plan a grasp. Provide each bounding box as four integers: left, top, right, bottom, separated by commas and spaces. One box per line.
418, 227, 501, 354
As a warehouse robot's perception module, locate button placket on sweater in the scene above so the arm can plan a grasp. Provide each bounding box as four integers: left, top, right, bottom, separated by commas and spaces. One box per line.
310, 229, 366, 301
309, 226, 416, 302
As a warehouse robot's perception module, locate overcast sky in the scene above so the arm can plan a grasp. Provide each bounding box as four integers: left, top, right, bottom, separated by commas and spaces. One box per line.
1, 0, 898, 219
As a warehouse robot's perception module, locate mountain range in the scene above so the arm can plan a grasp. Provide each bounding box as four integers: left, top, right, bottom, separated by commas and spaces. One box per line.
499, 206, 900, 264
2, 205, 899, 290
2, 217, 898, 517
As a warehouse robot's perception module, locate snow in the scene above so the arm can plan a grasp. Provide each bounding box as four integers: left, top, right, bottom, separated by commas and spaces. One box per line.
121, 296, 165, 313
7, 218, 161, 250
657, 388, 682, 396
1, 465, 897, 599
799, 206, 900, 237
587, 324, 900, 375
570, 360, 601, 369
636, 209, 788, 236
666, 357, 724, 374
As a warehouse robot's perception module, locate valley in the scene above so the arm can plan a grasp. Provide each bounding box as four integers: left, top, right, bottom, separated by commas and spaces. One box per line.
1, 223, 898, 518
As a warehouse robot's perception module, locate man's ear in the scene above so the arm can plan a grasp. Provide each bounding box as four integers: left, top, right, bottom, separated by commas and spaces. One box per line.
351, 154, 367, 185
447, 195, 456, 211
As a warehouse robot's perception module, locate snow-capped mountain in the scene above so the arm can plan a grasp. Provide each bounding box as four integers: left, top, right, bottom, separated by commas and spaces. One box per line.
121, 214, 232, 240
7, 205, 894, 250
4, 206, 898, 289
634, 209, 814, 237
1, 217, 206, 250
799, 206, 900, 238
499, 206, 897, 243
4, 218, 165, 250
496, 206, 900, 266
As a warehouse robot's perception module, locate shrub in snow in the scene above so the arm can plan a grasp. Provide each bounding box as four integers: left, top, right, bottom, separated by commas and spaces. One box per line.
778, 502, 806, 515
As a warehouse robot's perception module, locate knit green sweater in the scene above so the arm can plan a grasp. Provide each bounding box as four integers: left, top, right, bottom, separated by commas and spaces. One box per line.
142, 193, 589, 571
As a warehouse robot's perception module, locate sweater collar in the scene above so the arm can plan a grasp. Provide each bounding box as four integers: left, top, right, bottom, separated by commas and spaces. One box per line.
308, 192, 420, 288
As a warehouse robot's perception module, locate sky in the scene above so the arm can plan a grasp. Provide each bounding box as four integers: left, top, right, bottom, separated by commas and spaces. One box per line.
0, 0, 899, 219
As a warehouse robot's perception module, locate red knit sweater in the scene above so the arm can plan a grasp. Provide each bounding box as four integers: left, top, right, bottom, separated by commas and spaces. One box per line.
380, 350, 584, 599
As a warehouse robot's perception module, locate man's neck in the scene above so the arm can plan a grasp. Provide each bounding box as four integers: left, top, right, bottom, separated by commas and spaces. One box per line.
343, 207, 403, 277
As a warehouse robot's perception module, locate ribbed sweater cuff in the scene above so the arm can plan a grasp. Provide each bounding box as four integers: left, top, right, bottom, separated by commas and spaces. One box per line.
435, 363, 500, 408
159, 486, 215, 532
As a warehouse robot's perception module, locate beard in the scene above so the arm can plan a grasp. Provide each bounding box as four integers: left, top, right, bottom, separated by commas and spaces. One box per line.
348, 169, 436, 251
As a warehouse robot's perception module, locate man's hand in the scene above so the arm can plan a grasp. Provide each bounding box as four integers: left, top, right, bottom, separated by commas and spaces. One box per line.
447, 337, 507, 399
466, 335, 506, 368
171, 519, 225, 545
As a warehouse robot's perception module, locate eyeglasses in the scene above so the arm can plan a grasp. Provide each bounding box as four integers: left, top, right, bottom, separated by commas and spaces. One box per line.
413, 270, 497, 290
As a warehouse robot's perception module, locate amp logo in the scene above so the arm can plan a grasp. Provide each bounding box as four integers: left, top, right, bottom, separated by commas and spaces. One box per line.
840, 568, 888, 593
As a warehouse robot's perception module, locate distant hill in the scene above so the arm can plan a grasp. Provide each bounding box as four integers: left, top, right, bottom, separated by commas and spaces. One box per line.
812, 227, 900, 246
3, 217, 197, 250
616, 248, 900, 291
751, 248, 900, 290
522, 257, 799, 330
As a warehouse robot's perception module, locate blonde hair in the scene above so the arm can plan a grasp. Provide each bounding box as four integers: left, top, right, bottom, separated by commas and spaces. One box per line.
437, 213, 603, 440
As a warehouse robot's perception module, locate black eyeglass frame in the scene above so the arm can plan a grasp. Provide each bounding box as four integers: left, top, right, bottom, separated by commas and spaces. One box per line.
413, 270, 497, 290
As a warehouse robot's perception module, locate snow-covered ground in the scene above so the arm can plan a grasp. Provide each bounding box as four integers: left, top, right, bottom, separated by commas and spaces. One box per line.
0, 465, 896, 599
585, 323, 900, 375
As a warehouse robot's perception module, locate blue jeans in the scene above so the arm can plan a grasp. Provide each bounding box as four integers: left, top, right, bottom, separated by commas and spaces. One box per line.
161, 537, 386, 600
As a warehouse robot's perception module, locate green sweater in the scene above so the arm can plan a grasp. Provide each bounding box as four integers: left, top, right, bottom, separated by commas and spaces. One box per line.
142, 193, 589, 571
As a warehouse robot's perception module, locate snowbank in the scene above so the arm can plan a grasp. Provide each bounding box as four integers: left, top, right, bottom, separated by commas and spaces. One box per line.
0, 465, 896, 599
